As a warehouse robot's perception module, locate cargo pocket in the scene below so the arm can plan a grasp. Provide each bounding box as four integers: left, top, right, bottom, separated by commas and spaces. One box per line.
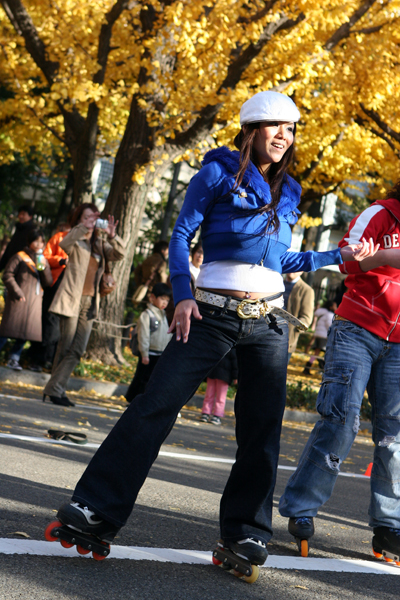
316, 366, 354, 423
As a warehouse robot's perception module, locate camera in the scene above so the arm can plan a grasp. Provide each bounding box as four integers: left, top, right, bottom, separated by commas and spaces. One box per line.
95, 219, 109, 230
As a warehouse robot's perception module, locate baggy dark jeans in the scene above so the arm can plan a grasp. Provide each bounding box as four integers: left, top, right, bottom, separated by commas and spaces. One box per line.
72, 301, 289, 545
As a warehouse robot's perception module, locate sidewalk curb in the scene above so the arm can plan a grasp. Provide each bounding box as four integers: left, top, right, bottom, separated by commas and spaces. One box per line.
0, 366, 372, 433
0, 366, 128, 398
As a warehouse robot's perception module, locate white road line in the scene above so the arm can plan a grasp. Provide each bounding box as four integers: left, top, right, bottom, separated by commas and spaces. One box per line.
0, 538, 398, 574
0, 432, 370, 479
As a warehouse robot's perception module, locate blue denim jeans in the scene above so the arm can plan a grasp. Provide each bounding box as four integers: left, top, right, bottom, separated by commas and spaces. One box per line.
279, 319, 400, 529
73, 301, 289, 544
0, 337, 25, 361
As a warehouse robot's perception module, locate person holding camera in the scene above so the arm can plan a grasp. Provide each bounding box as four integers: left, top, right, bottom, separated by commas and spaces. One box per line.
42, 203, 125, 406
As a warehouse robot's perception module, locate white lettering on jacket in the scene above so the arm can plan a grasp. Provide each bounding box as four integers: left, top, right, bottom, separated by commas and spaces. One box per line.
383, 235, 393, 248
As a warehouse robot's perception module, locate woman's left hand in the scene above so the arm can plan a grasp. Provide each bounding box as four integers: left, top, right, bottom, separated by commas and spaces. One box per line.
340, 237, 379, 262
106, 215, 119, 239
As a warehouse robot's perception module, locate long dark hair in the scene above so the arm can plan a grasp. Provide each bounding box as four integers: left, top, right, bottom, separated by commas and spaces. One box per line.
233, 122, 296, 233
385, 180, 400, 202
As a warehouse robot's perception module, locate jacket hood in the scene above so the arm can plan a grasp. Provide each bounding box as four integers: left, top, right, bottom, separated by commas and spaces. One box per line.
202, 146, 301, 220
374, 198, 400, 221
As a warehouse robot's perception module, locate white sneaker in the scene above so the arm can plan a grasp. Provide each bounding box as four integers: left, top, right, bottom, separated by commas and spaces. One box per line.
7, 359, 22, 371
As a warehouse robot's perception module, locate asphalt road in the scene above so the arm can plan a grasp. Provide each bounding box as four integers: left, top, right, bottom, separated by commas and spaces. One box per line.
0, 383, 399, 600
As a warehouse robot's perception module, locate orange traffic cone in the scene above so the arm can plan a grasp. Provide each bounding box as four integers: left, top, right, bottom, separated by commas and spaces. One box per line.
364, 462, 373, 477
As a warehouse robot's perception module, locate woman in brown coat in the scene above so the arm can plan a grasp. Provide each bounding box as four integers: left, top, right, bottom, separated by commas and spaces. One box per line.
43, 203, 125, 406
0, 228, 52, 370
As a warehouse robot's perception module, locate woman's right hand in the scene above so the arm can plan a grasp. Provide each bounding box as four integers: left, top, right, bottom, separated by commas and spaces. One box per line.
168, 299, 202, 343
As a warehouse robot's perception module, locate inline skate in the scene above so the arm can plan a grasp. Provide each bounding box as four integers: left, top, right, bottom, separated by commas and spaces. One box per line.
288, 516, 314, 557
212, 537, 268, 583
372, 527, 400, 566
44, 502, 119, 560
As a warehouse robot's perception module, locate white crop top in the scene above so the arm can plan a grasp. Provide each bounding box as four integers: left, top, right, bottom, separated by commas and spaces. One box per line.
196, 260, 284, 308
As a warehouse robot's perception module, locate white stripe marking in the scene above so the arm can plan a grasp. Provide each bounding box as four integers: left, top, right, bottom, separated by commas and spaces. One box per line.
0, 539, 398, 574
344, 205, 385, 245
0, 432, 370, 479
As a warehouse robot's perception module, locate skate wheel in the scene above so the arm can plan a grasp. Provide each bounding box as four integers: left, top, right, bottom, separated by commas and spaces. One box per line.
212, 555, 222, 566
77, 545, 91, 555
60, 539, 74, 549
300, 539, 309, 558
44, 520, 62, 542
372, 548, 383, 559
242, 564, 259, 584
92, 541, 109, 561
384, 556, 393, 563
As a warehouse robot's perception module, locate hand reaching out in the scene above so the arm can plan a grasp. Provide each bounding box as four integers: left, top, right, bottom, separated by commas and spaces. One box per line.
340, 237, 380, 262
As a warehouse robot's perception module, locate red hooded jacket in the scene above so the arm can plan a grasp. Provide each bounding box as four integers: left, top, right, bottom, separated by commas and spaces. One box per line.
337, 198, 400, 342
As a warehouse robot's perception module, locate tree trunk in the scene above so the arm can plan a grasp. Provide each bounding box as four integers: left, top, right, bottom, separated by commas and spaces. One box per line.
160, 162, 181, 241
85, 91, 180, 363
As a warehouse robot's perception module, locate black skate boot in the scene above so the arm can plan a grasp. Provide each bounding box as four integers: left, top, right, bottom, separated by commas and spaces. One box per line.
372, 526, 400, 566
288, 517, 314, 557
212, 538, 268, 584
44, 502, 119, 560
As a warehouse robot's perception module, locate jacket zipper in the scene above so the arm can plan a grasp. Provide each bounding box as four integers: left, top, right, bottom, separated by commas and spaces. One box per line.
387, 311, 400, 341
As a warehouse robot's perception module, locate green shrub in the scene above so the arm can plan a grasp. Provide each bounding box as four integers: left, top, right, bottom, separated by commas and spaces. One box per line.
286, 380, 372, 421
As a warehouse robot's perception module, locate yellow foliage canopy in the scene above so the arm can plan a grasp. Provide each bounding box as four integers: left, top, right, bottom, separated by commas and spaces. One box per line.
1, 0, 400, 202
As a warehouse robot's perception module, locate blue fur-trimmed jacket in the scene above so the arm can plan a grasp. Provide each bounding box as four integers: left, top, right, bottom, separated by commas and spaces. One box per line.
169, 147, 342, 304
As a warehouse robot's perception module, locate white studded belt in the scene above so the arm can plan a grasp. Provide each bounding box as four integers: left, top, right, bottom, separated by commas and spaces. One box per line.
195, 288, 307, 330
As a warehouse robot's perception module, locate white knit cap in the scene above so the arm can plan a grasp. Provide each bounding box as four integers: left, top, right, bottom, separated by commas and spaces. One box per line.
240, 91, 300, 125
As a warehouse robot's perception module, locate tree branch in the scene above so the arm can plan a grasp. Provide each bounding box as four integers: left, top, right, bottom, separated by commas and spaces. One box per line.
299, 130, 345, 182
95, 0, 137, 85
355, 114, 400, 159
238, 0, 279, 24
27, 105, 65, 144
360, 103, 400, 144
324, 0, 378, 51
1, 0, 59, 84
168, 11, 305, 148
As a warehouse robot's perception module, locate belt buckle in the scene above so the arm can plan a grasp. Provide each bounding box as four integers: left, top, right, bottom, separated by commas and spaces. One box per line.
237, 298, 265, 319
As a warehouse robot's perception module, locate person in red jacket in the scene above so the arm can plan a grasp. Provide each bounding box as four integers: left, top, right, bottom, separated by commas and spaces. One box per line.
279, 183, 400, 565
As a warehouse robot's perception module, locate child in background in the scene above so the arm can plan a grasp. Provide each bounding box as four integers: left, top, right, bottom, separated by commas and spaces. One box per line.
200, 348, 238, 425
125, 283, 172, 403
303, 300, 337, 375
189, 241, 203, 283
0, 228, 52, 370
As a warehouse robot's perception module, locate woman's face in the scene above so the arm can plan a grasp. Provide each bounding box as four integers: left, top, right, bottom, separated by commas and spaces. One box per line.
192, 249, 204, 268
80, 208, 98, 224
253, 121, 294, 170
30, 237, 44, 252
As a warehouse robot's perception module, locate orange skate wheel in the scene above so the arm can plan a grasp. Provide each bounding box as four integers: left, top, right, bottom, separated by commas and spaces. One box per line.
60, 539, 74, 549
44, 520, 62, 542
77, 545, 91, 555
384, 556, 393, 563
372, 548, 382, 559
212, 555, 222, 566
92, 541, 109, 560
242, 565, 259, 584
300, 539, 309, 557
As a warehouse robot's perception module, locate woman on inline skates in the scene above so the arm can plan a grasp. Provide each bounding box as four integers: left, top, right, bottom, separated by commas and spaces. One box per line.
45, 90, 376, 580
